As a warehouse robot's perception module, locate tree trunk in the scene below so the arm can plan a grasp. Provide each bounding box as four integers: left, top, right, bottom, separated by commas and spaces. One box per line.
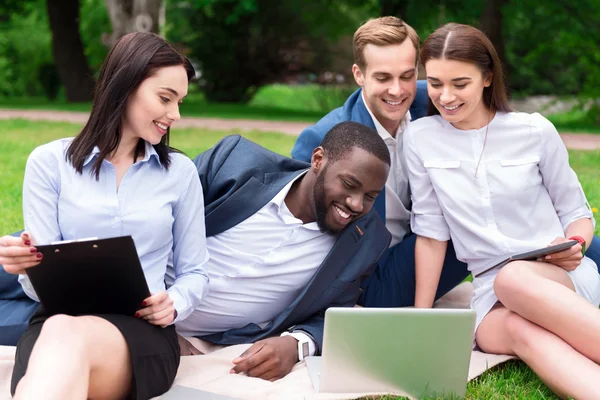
379, 0, 409, 20
46, 0, 95, 102
103, 0, 163, 48
480, 0, 509, 87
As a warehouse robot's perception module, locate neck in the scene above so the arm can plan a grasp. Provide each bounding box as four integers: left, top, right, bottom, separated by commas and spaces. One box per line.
107, 131, 140, 164
452, 107, 494, 131
284, 174, 316, 224
381, 120, 401, 138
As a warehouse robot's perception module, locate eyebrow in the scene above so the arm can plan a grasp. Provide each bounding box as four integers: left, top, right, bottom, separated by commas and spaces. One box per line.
373, 69, 415, 76
160, 87, 187, 98
427, 76, 472, 82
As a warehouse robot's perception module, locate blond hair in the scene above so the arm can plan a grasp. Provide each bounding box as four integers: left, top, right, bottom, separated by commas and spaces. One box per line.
353, 16, 420, 70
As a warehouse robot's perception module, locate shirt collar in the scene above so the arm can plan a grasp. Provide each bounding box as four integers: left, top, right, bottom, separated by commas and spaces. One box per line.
82, 140, 161, 167
270, 170, 308, 209
361, 90, 412, 142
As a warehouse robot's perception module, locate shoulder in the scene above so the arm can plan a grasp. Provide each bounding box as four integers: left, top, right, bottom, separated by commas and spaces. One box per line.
498, 111, 557, 135
406, 115, 444, 136
168, 151, 199, 176
28, 138, 73, 165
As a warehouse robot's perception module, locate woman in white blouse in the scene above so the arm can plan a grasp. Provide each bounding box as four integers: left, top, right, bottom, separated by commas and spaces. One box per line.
406, 23, 600, 399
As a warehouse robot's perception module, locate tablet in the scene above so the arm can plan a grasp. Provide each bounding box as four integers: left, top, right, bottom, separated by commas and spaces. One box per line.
475, 240, 579, 277
26, 236, 150, 316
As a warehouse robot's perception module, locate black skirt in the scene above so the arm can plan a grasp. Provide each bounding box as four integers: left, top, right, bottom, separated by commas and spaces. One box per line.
11, 307, 180, 400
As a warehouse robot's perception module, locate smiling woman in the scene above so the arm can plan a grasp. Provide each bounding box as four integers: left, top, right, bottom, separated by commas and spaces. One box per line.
3, 32, 210, 400
407, 22, 600, 400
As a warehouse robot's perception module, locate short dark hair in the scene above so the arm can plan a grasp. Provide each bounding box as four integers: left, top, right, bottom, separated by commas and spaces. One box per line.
67, 32, 195, 179
320, 121, 390, 166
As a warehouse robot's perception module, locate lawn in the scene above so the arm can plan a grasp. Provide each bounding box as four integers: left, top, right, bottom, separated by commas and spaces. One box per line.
2, 84, 598, 134
1, 119, 599, 399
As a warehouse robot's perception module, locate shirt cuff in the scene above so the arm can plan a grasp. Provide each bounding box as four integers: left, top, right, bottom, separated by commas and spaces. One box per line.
167, 286, 191, 325
280, 331, 317, 357
411, 213, 451, 241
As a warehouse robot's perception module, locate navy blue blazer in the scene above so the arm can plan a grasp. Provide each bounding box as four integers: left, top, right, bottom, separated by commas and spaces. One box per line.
291, 80, 428, 222
193, 135, 392, 353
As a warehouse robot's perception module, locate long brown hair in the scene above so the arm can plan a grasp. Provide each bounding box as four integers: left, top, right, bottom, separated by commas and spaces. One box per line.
420, 23, 511, 116
67, 32, 195, 178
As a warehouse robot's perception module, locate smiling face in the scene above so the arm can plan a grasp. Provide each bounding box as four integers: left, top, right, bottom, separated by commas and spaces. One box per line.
425, 58, 492, 130
122, 65, 189, 145
311, 147, 389, 234
352, 40, 417, 135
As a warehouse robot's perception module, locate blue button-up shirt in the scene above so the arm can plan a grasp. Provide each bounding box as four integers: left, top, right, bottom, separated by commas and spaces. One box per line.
18, 138, 209, 323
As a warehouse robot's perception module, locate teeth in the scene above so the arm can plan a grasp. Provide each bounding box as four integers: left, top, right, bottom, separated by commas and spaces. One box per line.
385, 99, 403, 106
443, 104, 460, 110
154, 122, 168, 130
335, 206, 350, 219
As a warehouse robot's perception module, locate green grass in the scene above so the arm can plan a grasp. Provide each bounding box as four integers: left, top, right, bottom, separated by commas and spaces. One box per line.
547, 109, 600, 134
1, 119, 599, 399
0, 84, 354, 123
2, 84, 599, 134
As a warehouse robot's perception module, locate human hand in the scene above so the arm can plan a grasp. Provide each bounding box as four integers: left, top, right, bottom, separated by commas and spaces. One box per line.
135, 291, 176, 327
540, 237, 583, 271
0, 232, 42, 274
230, 336, 299, 381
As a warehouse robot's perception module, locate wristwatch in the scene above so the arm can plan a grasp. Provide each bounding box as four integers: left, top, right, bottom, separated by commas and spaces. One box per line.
569, 236, 587, 256
281, 331, 310, 361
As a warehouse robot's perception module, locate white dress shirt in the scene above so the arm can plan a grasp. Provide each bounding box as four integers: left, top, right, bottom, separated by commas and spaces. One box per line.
404, 112, 595, 276
176, 172, 336, 355
362, 92, 412, 247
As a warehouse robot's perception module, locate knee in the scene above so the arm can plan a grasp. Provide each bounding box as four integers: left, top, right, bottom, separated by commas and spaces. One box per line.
40, 315, 86, 351
493, 262, 536, 301
504, 312, 539, 351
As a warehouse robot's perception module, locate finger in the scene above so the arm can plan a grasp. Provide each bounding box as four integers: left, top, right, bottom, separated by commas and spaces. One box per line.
142, 291, 169, 307
247, 363, 277, 380
143, 306, 174, 322
233, 343, 263, 364
0, 245, 39, 258
232, 345, 266, 374
0, 259, 43, 274
0, 253, 42, 265
545, 245, 581, 261
0, 235, 29, 248
147, 314, 173, 327
548, 237, 567, 246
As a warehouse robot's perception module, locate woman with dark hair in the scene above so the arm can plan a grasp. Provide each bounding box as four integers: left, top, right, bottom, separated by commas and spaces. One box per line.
406, 23, 600, 398
6, 32, 209, 399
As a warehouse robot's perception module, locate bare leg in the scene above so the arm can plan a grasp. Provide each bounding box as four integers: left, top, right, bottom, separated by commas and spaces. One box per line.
13, 314, 132, 400
477, 306, 600, 400
494, 260, 600, 362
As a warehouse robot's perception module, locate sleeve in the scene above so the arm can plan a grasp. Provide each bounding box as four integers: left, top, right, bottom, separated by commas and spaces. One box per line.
291, 125, 325, 162
18, 145, 63, 302
535, 113, 595, 230
168, 159, 210, 323
403, 125, 451, 241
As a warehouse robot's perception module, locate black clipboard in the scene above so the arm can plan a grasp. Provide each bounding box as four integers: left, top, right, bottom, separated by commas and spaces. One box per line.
26, 236, 150, 316
474, 239, 579, 277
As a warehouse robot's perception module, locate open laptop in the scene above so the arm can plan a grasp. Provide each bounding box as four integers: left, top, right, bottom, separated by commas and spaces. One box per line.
306, 307, 476, 399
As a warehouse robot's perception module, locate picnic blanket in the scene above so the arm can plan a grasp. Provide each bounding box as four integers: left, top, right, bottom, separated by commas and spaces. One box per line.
0, 282, 516, 400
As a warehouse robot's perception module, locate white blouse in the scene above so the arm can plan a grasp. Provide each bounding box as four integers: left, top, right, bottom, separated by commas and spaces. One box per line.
404, 112, 594, 276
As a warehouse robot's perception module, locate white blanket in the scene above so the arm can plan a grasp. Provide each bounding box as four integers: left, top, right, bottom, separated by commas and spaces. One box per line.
0, 282, 516, 400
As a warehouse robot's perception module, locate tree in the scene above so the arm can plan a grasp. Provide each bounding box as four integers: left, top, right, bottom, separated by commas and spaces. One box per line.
46, 0, 95, 102
479, 0, 508, 87
172, 0, 367, 103
103, 0, 163, 48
